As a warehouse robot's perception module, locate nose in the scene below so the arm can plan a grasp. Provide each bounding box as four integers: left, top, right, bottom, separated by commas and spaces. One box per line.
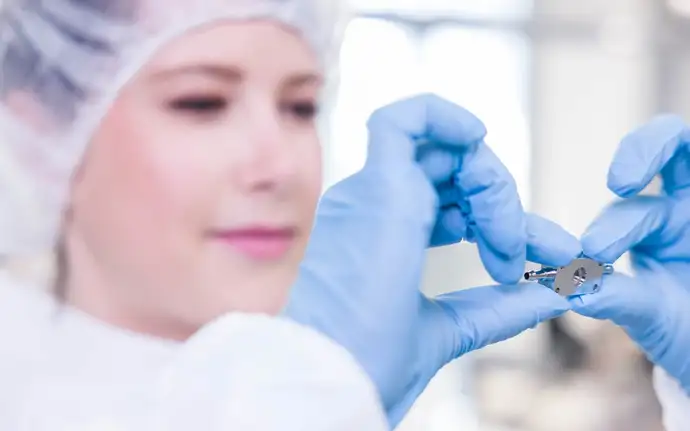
233, 107, 300, 193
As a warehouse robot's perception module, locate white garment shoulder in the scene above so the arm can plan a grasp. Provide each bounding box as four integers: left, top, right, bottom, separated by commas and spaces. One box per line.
654, 366, 690, 431
152, 313, 389, 431
0, 270, 179, 431
0, 271, 388, 431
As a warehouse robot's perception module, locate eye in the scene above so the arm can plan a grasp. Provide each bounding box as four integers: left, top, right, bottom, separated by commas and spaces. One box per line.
168, 96, 228, 117
281, 100, 318, 122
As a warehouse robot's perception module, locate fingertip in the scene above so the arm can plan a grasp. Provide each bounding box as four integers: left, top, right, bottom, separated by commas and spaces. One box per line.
366, 95, 491, 166
467, 120, 487, 143
459, 145, 527, 259
608, 114, 688, 196
526, 214, 582, 266
566, 272, 645, 324
440, 206, 466, 236
580, 229, 615, 263
424, 93, 487, 145
460, 117, 487, 145
365, 103, 396, 132
580, 240, 624, 265
479, 240, 526, 284
417, 148, 460, 184
472, 199, 527, 260
429, 207, 466, 247
490, 268, 523, 285
581, 197, 668, 263
607, 162, 644, 198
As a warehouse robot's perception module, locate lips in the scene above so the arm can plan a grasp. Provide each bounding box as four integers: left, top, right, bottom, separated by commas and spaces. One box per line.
209, 227, 296, 260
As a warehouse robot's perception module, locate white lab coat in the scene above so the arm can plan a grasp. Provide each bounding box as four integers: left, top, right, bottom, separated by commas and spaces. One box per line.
0, 271, 387, 431
654, 367, 690, 430
3, 267, 689, 431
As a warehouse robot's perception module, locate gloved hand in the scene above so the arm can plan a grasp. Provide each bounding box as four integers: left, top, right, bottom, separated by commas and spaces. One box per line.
285, 94, 578, 426
571, 114, 690, 394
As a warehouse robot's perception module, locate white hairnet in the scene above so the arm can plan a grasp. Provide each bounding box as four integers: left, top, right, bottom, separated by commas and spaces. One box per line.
0, 0, 350, 257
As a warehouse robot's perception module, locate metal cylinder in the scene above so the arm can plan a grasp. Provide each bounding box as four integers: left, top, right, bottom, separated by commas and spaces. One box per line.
524, 267, 559, 281
602, 264, 614, 275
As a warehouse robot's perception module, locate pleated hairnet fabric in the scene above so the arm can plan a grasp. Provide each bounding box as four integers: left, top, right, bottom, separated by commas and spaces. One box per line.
0, 0, 349, 256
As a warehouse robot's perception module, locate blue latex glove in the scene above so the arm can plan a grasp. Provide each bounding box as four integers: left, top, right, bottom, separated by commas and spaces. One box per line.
285, 94, 577, 426
571, 114, 690, 394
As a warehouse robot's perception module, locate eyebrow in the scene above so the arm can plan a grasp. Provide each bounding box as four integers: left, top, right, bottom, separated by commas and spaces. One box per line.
149, 64, 243, 81
284, 73, 322, 88
150, 64, 321, 87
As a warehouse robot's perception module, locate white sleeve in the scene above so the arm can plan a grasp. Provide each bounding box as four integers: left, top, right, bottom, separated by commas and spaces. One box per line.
151, 313, 389, 431
653, 366, 690, 430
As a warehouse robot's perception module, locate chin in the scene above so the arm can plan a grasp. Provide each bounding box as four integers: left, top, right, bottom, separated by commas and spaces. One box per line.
205, 275, 294, 316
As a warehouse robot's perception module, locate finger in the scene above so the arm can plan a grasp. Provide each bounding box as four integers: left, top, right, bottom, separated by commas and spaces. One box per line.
366, 93, 486, 166
475, 236, 523, 284
416, 145, 461, 184
430, 206, 468, 247
436, 181, 463, 207
570, 261, 690, 384
568, 272, 659, 330
581, 196, 670, 263
429, 182, 469, 246
435, 173, 539, 276
426, 283, 570, 362
456, 143, 527, 282
367, 94, 526, 282
608, 114, 690, 197
525, 214, 582, 266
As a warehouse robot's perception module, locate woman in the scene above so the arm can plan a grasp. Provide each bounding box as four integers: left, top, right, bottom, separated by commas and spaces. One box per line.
0, 1, 387, 429
0, 0, 344, 338
0, 1, 582, 430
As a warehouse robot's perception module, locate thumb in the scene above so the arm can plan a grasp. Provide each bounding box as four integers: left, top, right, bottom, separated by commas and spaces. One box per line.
423, 283, 570, 366
366, 94, 486, 167
387, 287, 569, 428
568, 269, 662, 330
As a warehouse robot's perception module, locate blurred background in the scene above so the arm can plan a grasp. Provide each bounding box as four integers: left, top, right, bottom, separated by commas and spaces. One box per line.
321, 0, 690, 430
1, 0, 685, 429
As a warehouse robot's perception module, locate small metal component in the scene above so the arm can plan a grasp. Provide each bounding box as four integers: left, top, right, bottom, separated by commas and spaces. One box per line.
524, 257, 614, 296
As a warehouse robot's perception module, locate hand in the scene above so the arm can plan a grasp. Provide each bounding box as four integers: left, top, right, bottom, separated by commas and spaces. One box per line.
571, 114, 690, 394
285, 94, 577, 426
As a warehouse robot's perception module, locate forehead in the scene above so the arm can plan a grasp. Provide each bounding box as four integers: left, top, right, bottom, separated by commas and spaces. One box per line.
144, 21, 319, 75
0, 0, 331, 114
0, 0, 345, 258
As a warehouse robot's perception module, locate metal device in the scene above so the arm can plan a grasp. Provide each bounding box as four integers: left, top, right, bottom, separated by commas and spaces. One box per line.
524, 257, 614, 296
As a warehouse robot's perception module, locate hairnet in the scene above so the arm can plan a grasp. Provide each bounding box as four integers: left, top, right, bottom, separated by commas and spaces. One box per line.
0, 0, 350, 257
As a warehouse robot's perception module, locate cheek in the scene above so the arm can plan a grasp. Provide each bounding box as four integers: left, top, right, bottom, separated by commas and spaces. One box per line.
296, 139, 322, 239
71, 104, 211, 263
304, 144, 322, 210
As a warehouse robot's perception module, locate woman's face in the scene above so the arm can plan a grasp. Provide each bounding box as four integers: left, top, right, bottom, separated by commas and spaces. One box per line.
64, 21, 323, 339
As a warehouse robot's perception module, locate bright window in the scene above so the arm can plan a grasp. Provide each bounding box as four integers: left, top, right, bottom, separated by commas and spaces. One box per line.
326, 14, 531, 205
